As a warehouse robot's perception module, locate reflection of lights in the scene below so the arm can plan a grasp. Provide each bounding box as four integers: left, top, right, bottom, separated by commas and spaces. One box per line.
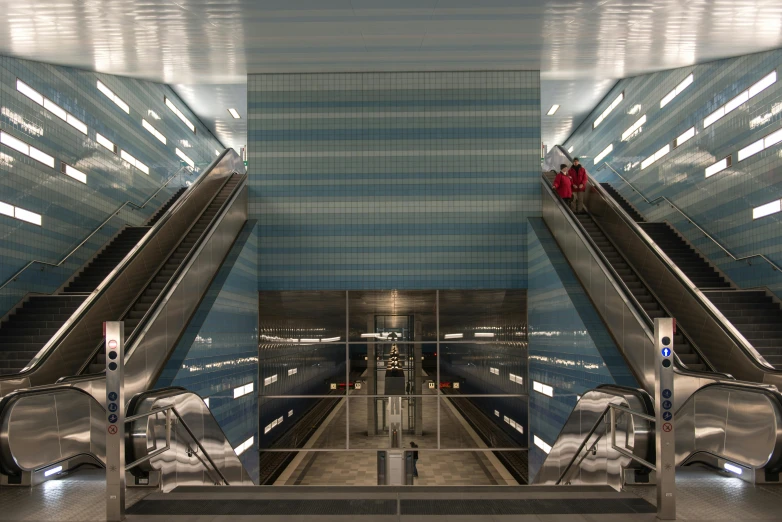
1, 108, 43, 136
444, 333, 463, 339
475, 332, 495, 338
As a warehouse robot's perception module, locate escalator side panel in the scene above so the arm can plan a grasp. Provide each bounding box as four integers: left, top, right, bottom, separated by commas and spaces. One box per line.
586, 184, 777, 387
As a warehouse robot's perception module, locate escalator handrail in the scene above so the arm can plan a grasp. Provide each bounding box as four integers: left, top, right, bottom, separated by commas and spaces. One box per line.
565, 149, 779, 373
596, 160, 782, 273
541, 174, 727, 379
0, 150, 233, 385
72, 171, 245, 377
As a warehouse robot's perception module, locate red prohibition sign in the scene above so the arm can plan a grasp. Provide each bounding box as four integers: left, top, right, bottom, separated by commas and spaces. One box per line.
662, 423, 673, 432
107, 424, 118, 435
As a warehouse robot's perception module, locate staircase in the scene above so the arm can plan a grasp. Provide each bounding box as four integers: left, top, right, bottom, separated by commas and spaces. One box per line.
703, 290, 782, 368
0, 187, 187, 376
86, 176, 242, 374
575, 214, 708, 371
600, 183, 645, 222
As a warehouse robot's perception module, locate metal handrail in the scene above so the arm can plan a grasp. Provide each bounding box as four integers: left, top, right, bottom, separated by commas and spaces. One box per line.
557, 403, 655, 485
541, 174, 713, 375
125, 404, 229, 485
0, 166, 190, 293
597, 161, 781, 273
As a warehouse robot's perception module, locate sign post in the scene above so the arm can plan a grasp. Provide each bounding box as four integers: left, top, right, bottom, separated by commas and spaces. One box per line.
654, 318, 676, 520
105, 321, 125, 522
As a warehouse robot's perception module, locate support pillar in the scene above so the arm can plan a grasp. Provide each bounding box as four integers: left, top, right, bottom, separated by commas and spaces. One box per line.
414, 318, 423, 436
366, 317, 377, 435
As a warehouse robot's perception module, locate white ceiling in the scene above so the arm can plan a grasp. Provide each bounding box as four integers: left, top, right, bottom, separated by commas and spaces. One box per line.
1, 0, 782, 150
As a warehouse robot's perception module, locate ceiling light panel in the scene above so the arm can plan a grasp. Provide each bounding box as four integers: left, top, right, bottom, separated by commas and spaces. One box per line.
546, 104, 559, 116
228, 108, 241, 119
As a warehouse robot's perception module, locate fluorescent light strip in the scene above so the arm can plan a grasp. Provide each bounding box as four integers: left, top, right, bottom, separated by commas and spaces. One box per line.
0, 131, 54, 168
165, 96, 196, 133
622, 114, 647, 141
494, 410, 500, 417
533, 380, 554, 397
234, 436, 253, 455
660, 73, 694, 108
753, 199, 781, 220
288, 410, 294, 417
534, 435, 552, 454
142, 119, 167, 144
640, 144, 670, 170
0, 201, 42, 226
593, 143, 613, 165
593, 92, 624, 128
233, 382, 254, 399
705, 156, 731, 178
17, 79, 88, 135
546, 104, 560, 116
509, 373, 523, 385
96, 80, 130, 114
489, 367, 499, 375
287, 368, 298, 376
228, 108, 241, 119
96, 133, 116, 153
176, 147, 195, 168
62, 163, 87, 184
737, 139, 765, 161
704, 70, 777, 128
567, 146, 574, 154
723, 462, 743, 475
120, 150, 149, 175
674, 127, 695, 148
475, 332, 495, 338
321, 336, 341, 342
44, 466, 63, 477
444, 333, 463, 339
263, 374, 278, 386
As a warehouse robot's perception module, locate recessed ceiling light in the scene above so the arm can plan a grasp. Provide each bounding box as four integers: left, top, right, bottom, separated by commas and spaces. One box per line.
546, 104, 560, 116
228, 108, 241, 119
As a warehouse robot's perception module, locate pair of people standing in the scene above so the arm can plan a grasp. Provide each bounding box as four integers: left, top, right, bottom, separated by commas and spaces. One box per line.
553, 158, 588, 214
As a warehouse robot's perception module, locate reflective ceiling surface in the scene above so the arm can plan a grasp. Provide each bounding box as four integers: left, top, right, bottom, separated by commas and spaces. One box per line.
1, 0, 781, 149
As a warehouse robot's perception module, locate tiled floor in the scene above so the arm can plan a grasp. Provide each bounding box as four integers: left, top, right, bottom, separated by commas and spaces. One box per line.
279, 380, 512, 486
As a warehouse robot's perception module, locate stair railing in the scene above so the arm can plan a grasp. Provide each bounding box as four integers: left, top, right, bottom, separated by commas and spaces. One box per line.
596, 161, 781, 273
0, 166, 191, 294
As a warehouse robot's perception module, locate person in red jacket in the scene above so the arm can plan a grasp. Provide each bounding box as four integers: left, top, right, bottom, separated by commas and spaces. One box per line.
553, 164, 573, 207
568, 158, 588, 214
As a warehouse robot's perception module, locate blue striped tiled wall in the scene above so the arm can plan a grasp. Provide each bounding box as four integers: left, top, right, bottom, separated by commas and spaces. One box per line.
564, 48, 782, 297
247, 71, 541, 290
0, 55, 223, 316
526, 218, 637, 481
157, 222, 260, 482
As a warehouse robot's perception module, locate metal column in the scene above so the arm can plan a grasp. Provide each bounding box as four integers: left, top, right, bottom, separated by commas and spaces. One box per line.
366, 317, 377, 435
105, 321, 125, 522
654, 318, 676, 520
413, 317, 423, 436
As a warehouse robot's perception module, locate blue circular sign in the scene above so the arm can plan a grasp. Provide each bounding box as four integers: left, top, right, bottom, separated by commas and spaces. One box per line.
662, 389, 672, 399
661, 347, 672, 357
662, 400, 672, 410
108, 414, 118, 423
108, 392, 118, 401
663, 411, 672, 421
108, 403, 118, 412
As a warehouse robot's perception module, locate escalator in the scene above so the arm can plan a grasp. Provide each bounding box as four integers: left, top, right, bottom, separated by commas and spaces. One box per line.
0, 150, 245, 398
0, 149, 251, 486
541, 145, 782, 393
0, 189, 186, 376
600, 184, 782, 367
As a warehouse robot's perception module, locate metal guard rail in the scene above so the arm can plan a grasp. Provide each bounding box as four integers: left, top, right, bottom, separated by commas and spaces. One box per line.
0, 166, 190, 293
597, 161, 781, 273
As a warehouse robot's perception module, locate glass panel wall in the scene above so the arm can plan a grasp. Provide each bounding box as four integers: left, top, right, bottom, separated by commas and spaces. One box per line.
258, 290, 528, 485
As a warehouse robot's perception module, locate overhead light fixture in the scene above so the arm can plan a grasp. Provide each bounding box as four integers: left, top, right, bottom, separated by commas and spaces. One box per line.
475, 332, 495, 338
546, 104, 560, 116
300, 338, 320, 343
567, 146, 574, 154
593, 143, 613, 165
228, 108, 241, 119
593, 92, 624, 128
321, 336, 341, 342
361, 333, 380, 338
444, 333, 463, 339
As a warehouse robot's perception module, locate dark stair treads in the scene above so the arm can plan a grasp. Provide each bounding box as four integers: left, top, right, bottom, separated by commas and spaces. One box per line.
573, 214, 709, 371
600, 183, 646, 223
703, 290, 782, 370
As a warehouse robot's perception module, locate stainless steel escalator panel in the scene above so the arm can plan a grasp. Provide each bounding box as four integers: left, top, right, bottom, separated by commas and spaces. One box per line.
129, 389, 252, 490
674, 383, 782, 470
534, 386, 653, 489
